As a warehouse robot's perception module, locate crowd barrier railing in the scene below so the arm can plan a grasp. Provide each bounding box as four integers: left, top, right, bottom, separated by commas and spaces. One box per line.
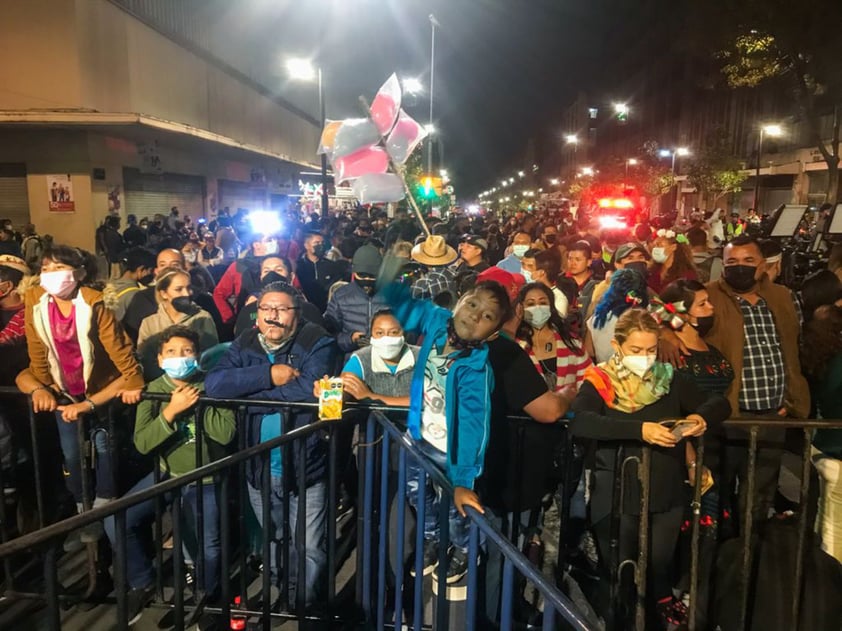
0, 388, 593, 630
609, 418, 842, 631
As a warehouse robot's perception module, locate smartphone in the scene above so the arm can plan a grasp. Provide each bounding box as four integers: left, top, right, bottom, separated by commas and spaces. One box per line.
660, 419, 695, 439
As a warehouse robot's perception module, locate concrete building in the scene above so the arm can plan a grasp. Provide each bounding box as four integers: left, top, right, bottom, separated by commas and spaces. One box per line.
0, 0, 321, 250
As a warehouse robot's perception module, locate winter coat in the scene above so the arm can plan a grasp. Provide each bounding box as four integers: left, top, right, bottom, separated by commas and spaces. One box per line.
324, 281, 389, 353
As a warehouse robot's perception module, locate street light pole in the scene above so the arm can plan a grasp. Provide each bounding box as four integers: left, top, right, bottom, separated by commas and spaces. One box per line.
318, 68, 329, 219
753, 127, 765, 213
427, 14, 439, 174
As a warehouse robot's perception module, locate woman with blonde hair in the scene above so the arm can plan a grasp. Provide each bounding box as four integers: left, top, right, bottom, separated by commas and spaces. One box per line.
137, 267, 218, 380
571, 308, 729, 630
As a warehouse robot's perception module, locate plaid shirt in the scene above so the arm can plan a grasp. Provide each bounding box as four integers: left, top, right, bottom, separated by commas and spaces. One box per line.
412, 265, 460, 301
737, 296, 785, 411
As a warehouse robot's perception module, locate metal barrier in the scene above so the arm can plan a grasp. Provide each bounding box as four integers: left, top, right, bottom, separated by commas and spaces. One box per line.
608, 418, 842, 631
0, 389, 593, 630
1, 382, 836, 631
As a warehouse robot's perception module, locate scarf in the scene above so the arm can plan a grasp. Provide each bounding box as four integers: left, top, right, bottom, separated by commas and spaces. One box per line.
583, 354, 673, 413
446, 318, 485, 351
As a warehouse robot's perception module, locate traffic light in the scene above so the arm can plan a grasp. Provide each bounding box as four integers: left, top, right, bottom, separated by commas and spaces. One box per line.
418, 176, 443, 199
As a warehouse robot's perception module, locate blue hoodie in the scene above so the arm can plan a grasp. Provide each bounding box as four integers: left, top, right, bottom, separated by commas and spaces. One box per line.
382, 283, 494, 489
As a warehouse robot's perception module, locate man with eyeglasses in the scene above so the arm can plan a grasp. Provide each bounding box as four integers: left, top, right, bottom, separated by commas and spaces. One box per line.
206, 281, 340, 609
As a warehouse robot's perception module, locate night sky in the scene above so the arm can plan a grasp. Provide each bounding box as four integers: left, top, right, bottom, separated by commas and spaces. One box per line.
216, 0, 665, 195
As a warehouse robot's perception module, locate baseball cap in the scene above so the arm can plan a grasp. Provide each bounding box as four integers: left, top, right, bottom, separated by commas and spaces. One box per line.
460, 234, 488, 252
612, 242, 650, 265
351, 245, 382, 277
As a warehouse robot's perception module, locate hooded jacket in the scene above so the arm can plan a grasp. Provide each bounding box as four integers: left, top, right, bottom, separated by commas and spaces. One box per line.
204, 324, 340, 491
382, 283, 494, 489
25, 285, 144, 395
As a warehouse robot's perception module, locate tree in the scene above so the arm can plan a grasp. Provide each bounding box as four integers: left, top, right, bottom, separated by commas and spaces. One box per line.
686, 128, 748, 208
697, 0, 842, 203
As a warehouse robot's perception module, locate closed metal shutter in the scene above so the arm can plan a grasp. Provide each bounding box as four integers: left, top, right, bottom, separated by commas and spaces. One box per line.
0, 164, 30, 230
219, 179, 267, 214
123, 168, 205, 221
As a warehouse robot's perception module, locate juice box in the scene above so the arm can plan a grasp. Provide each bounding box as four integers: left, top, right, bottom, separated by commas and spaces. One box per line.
318, 377, 344, 421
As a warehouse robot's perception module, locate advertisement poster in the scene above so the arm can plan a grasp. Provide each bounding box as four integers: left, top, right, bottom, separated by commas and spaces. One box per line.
47, 174, 75, 212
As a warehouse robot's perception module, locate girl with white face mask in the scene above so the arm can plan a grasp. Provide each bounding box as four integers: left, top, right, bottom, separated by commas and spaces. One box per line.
16, 245, 145, 536
648, 229, 699, 295
569, 308, 730, 629
514, 282, 591, 394
316, 310, 421, 407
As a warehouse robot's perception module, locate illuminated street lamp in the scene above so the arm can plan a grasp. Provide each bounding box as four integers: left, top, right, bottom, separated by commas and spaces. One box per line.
755, 124, 785, 211
401, 77, 423, 95
518, 171, 525, 178
659, 147, 691, 173
550, 178, 560, 186
613, 102, 629, 122
287, 58, 328, 218
625, 157, 638, 181
508, 177, 515, 184
424, 123, 436, 135
581, 166, 594, 177
565, 134, 578, 144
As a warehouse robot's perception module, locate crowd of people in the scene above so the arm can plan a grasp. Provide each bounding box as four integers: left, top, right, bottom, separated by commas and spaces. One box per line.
0, 198, 839, 630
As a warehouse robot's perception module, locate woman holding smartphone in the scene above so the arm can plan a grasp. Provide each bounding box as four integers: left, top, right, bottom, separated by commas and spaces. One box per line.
570, 308, 729, 630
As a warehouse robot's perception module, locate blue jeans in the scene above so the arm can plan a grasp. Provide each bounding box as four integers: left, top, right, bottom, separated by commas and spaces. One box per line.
55, 413, 115, 503
247, 479, 327, 607
405, 436, 470, 551
104, 472, 221, 593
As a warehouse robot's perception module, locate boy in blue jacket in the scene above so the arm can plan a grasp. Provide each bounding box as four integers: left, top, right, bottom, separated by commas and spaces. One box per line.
383, 278, 513, 583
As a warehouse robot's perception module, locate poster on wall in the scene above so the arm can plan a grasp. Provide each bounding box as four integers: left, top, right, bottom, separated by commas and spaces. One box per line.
47, 174, 75, 212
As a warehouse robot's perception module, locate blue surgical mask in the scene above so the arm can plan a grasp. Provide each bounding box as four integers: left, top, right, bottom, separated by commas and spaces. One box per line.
521, 269, 533, 283
161, 356, 199, 380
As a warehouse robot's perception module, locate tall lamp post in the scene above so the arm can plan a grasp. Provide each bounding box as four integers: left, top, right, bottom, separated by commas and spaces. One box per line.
427, 14, 440, 175
565, 134, 579, 173
624, 157, 638, 184
754, 124, 784, 213
287, 58, 329, 219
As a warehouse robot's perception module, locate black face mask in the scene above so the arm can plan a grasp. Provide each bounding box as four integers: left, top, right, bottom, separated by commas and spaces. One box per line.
446, 318, 485, 352
544, 234, 557, 245
692, 315, 715, 337
312, 244, 326, 258
262, 271, 288, 287
139, 273, 155, 287
625, 261, 648, 277
355, 277, 377, 295
723, 265, 758, 293
171, 296, 200, 316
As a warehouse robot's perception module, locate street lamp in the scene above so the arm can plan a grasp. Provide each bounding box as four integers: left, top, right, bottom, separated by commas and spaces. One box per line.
287, 58, 328, 218
508, 177, 515, 184
754, 124, 784, 212
518, 171, 525, 178
581, 166, 594, 177
625, 157, 638, 181
659, 147, 690, 173
401, 77, 423, 95
549, 178, 560, 186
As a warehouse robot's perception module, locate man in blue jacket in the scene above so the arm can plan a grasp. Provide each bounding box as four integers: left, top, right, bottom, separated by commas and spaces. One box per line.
205, 281, 339, 609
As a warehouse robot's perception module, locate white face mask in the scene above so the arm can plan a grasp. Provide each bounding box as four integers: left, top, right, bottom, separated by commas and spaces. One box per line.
651, 247, 669, 264
524, 305, 551, 329
40, 269, 78, 299
521, 269, 533, 283
370, 335, 405, 360
621, 353, 657, 378
512, 244, 529, 258
184, 251, 198, 264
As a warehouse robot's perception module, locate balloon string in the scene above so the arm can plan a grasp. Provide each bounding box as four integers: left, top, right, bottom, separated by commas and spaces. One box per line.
358, 95, 431, 238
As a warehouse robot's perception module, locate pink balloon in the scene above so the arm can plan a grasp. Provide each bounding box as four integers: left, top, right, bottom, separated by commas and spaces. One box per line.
334, 146, 389, 183
369, 74, 401, 136
386, 109, 427, 165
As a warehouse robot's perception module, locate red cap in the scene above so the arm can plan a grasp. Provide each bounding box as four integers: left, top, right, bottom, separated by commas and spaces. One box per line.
477, 267, 525, 303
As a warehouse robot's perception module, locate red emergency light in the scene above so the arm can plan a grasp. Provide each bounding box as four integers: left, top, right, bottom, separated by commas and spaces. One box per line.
598, 197, 634, 209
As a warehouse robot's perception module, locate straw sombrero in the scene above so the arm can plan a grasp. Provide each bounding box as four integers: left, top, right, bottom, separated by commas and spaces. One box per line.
411, 235, 457, 267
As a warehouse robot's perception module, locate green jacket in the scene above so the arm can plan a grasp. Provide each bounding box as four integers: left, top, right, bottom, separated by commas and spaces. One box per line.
134, 374, 236, 477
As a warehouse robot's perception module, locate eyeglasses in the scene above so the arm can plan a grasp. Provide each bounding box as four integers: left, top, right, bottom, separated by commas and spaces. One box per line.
258, 305, 298, 315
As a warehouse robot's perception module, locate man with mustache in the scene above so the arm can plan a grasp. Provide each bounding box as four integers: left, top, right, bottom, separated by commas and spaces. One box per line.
205, 281, 339, 609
